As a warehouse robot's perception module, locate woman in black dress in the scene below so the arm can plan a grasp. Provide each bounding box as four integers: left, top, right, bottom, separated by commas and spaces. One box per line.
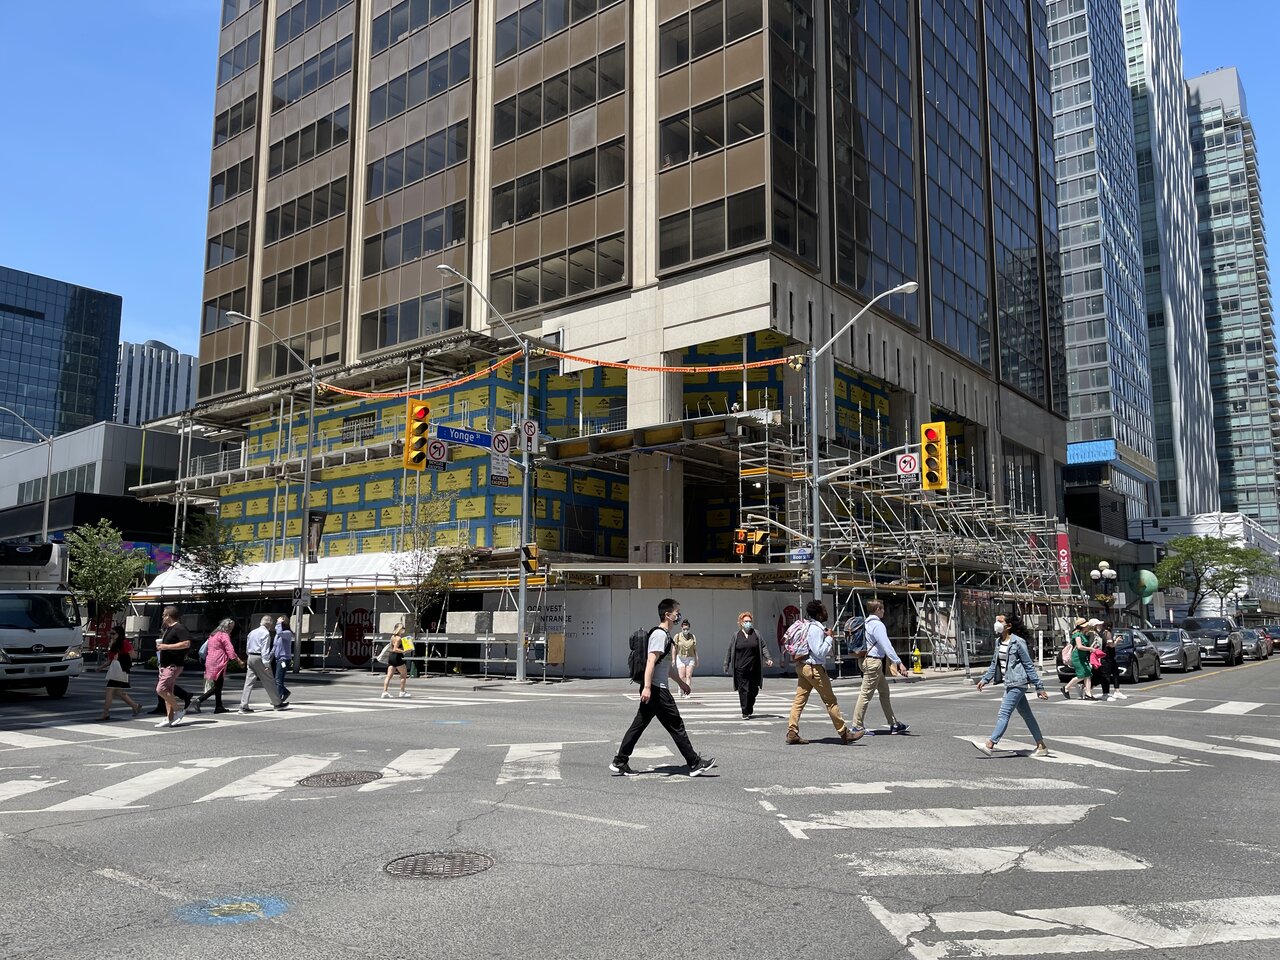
98, 625, 141, 720
724, 611, 774, 719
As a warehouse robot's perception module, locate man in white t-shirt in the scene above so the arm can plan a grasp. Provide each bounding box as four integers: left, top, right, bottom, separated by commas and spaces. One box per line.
610, 598, 717, 778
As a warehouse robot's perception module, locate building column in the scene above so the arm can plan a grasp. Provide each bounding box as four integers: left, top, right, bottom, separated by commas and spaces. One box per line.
627, 360, 684, 563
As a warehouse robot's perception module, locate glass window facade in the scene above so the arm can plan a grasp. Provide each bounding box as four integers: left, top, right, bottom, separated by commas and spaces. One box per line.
0, 267, 122, 441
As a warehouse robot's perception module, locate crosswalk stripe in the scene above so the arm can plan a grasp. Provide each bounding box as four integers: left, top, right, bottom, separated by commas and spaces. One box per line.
749, 777, 1086, 797
844, 845, 1147, 876
295, 704, 381, 713
52, 723, 159, 740
43, 758, 238, 811
0, 778, 63, 804
496, 742, 563, 784
1218, 735, 1280, 750
1053, 736, 1187, 766
1127, 696, 1197, 711
196, 755, 336, 802
1125, 735, 1280, 763
956, 737, 1136, 770
0, 731, 76, 750
780, 804, 1097, 839
361, 748, 459, 791
1203, 701, 1263, 715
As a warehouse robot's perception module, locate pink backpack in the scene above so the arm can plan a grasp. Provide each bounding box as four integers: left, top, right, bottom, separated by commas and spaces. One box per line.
782, 618, 812, 661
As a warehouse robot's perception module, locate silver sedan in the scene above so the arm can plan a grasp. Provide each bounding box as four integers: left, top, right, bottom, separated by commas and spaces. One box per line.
1142, 627, 1202, 672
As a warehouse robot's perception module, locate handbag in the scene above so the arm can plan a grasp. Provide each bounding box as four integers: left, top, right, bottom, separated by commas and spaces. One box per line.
106, 658, 127, 683
375, 642, 393, 664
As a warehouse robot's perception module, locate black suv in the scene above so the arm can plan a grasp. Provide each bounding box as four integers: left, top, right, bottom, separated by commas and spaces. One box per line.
1180, 616, 1244, 665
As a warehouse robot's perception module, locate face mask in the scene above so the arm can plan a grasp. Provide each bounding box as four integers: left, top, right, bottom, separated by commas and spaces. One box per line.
742, 620, 753, 630
993, 621, 1005, 636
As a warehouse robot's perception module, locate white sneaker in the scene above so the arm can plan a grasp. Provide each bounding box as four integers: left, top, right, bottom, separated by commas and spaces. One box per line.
155, 717, 172, 728
1107, 694, 1118, 702
398, 691, 411, 698
172, 709, 186, 727
381, 691, 392, 699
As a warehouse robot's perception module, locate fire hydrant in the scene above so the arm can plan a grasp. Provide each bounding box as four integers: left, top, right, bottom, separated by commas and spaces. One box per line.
911, 646, 923, 674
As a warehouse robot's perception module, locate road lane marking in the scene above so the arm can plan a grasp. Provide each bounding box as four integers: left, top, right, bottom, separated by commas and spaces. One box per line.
1125, 735, 1280, 763
0, 731, 78, 750
1203, 701, 1264, 715
39, 757, 239, 811
195, 754, 337, 802
1212, 735, 1280, 750
1139, 656, 1276, 692
496, 742, 565, 783
0, 777, 64, 804
843, 845, 1147, 876
747, 777, 1087, 796
51, 723, 159, 740
956, 737, 1137, 770
1052, 736, 1189, 765
473, 798, 647, 830
1125, 696, 1197, 711
779, 804, 1097, 839
361, 748, 459, 791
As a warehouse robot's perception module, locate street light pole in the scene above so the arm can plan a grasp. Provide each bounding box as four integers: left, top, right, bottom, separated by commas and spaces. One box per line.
0, 405, 53, 541
437, 264, 531, 682
805, 281, 918, 601
227, 312, 317, 666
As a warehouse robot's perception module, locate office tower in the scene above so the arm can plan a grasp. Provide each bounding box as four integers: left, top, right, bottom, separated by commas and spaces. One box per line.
0, 266, 122, 442
190, 0, 1067, 563
1188, 68, 1279, 535
114, 340, 199, 426
1122, 0, 1219, 516
1048, 0, 1155, 525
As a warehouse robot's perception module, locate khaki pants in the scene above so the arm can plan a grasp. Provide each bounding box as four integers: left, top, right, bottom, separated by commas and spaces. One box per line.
853, 656, 898, 728
787, 663, 849, 736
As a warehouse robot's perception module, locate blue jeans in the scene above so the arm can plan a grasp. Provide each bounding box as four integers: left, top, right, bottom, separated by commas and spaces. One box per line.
990, 686, 1043, 745
274, 658, 291, 702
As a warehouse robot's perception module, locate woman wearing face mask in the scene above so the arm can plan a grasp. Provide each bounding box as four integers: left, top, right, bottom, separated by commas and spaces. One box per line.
675, 619, 698, 697
723, 611, 774, 719
974, 612, 1050, 757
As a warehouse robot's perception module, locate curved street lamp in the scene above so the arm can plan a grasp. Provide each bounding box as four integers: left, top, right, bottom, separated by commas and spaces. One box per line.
0, 405, 53, 541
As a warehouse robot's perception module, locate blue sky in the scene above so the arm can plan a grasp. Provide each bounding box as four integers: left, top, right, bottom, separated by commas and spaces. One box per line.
0, 2, 1272, 357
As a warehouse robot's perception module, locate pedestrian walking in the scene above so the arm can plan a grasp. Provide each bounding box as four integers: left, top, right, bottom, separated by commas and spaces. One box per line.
723, 611, 773, 719
1062, 618, 1094, 700
97, 625, 141, 720
273, 616, 294, 704
609, 597, 716, 777
1087, 619, 1111, 702
191, 619, 243, 714
1099, 620, 1125, 700
239, 615, 287, 713
851, 599, 910, 735
155, 605, 192, 728
675, 619, 698, 696
974, 612, 1050, 757
381, 624, 414, 698
785, 599, 862, 745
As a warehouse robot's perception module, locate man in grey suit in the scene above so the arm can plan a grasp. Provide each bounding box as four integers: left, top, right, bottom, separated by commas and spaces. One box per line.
239, 615, 288, 713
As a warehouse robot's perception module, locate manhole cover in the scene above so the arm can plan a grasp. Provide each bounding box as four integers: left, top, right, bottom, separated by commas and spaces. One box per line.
385, 851, 495, 879
297, 770, 383, 788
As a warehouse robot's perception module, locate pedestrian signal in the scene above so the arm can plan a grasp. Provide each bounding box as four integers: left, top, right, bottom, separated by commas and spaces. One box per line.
920, 421, 948, 491
732, 528, 767, 559
404, 401, 431, 471
521, 543, 539, 574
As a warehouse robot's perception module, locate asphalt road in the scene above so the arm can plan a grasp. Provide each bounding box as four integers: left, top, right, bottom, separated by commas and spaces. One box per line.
2, 656, 1279, 960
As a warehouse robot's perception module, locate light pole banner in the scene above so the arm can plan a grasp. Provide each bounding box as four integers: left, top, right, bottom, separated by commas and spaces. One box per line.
1055, 532, 1072, 592
307, 510, 329, 564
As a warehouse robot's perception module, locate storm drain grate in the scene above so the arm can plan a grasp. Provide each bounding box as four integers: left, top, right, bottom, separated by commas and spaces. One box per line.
384, 851, 495, 879
297, 770, 383, 788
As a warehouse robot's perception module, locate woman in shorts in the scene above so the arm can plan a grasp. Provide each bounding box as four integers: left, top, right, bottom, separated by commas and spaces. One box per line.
98, 625, 141, 720
675, 619, 698, 697
382, 624, 413, 698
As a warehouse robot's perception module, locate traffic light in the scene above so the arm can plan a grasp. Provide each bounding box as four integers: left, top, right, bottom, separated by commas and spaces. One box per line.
404, 400, 431, 470
920, 421, 948, 491
521, 543, 539, 574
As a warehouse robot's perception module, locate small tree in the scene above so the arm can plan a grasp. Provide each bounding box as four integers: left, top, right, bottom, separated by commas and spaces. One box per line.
392, 490, 467, 640
1155, 535, 1276, 616
177, 514, 247, 621
65, 519, 149, 622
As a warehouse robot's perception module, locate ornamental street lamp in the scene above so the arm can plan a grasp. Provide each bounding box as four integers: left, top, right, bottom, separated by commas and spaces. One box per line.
1089, 560, 1119, 616
805, 281, 918, 600
0, 405, 53, 541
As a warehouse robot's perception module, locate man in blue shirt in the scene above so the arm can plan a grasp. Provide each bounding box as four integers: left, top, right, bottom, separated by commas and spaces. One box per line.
852, 599, 909, 734
785, 599, 862, 745
238, 615, 288, 714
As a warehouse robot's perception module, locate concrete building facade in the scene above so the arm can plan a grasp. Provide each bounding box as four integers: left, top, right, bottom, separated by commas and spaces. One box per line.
189, 0, 1069, 565
1187, 68, 1280, 537
1048, 0, 1154, 525
114, 340, 198, 426
1121, 0, 1218, 517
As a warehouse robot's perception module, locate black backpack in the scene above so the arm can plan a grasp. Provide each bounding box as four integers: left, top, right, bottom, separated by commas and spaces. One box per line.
628, 627, 670, 684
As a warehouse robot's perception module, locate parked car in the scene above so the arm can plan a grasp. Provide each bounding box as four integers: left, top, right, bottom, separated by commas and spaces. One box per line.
1116, 628, 1161, 683
1240, 628, 1272, 661
1142, 627, 1202, 672
1180, 616, 1244, 665
1262, 624, 1280, 649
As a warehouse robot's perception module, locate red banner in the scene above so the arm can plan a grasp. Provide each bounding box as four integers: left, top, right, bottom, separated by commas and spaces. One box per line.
1056, 533, 1073, 591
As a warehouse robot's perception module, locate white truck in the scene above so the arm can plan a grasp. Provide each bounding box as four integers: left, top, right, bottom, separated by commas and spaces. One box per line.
0, 542, 84, 698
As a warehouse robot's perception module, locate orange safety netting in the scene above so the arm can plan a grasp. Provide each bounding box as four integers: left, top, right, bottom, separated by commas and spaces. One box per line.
315, 347, 800, 399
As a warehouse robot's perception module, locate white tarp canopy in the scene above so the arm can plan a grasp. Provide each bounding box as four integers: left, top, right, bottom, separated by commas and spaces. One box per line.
132, 551, 428, 600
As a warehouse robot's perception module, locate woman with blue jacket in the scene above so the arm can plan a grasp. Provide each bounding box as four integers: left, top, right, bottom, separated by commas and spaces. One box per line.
974, 613, 1050, 757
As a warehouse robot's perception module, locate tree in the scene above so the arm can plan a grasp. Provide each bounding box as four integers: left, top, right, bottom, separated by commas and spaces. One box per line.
65, 519, 149, 621
391, 490, 467, 641
177, 514, 247, 621
1155, 535, 1276, 616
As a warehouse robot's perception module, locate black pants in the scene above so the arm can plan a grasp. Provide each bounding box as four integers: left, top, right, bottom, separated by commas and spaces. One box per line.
1091, 663, 1110, 696
614, 686, 699, 766
1105, 656, 1121, 689
734, 672, 760, 716
194, 675, 225, 710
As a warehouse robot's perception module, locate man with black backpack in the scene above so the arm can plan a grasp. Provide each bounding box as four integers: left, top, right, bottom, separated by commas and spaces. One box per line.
609, 598, 717, 778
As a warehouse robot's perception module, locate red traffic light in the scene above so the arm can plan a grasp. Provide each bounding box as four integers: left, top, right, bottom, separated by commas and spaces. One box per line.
923, 426, 941, 442
412, 404, 430, 420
